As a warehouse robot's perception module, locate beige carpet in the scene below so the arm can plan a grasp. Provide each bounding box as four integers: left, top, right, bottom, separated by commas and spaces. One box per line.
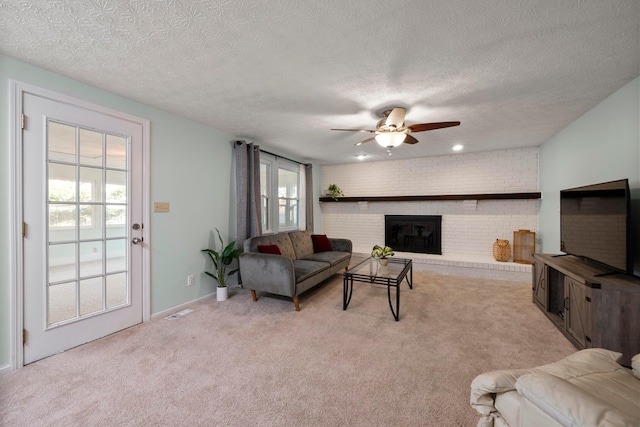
48, 258, 127, 324
0, 271, 576, 426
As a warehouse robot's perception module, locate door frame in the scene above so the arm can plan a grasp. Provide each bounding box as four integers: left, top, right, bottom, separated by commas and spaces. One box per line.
8, 80, 151, 372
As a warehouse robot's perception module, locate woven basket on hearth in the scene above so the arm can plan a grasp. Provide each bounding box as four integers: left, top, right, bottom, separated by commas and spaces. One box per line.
492, 239, 511, 262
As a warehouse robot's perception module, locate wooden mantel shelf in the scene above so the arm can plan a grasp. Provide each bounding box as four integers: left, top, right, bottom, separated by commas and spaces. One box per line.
319, 192, 541, 203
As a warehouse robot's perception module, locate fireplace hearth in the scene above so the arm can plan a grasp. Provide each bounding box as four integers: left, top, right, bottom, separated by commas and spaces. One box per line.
385, 215, 442, 255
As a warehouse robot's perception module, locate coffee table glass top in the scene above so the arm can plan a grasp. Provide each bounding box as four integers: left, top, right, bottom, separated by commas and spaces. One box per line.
345, 257, 412, 282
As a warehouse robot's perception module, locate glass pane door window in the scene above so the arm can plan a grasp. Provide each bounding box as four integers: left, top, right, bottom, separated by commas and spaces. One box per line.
47, 121, 129, 326
278, 168, 299, 230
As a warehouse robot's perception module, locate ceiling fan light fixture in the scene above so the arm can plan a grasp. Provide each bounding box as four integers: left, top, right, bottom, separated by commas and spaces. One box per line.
375, 133, 406, 148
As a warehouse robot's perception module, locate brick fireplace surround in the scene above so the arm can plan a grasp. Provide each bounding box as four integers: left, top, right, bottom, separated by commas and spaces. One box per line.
321, 147, 539, 282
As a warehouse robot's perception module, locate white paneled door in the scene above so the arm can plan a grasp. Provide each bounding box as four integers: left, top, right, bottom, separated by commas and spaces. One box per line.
22, 92, 144, 364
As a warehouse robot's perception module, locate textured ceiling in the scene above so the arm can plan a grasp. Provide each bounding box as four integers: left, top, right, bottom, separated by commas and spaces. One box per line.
1, 0, 639, 164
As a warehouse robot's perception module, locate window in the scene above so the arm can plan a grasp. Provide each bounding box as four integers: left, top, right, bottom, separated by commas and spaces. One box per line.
260, 155, 302, 233
48, 179, 94, 227
260, 162, 271, 232
278, 168, 298, 229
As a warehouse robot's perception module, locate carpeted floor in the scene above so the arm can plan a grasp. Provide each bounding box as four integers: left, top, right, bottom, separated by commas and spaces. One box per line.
0, 271, 576, 426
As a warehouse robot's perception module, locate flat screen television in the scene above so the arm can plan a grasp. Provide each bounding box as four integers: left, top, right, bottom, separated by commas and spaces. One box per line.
560, 179, 631, 275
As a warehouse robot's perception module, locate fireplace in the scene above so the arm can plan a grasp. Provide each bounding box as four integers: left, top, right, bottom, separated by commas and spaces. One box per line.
385, 215, 442, 255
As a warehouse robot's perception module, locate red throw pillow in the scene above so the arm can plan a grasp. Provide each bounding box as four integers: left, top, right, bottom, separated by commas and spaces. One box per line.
257, 244, 281, 255
311, 234, 333, 253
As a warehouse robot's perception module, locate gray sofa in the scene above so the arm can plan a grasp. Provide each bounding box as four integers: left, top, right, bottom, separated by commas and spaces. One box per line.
239, 230, 352, 311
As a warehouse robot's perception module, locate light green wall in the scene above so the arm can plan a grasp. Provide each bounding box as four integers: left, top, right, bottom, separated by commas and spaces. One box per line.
538, 77, 640, 275
0, 54, 235, 369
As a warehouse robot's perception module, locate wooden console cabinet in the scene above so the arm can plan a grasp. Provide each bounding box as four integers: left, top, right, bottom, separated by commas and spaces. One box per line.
532, 253, 640, 366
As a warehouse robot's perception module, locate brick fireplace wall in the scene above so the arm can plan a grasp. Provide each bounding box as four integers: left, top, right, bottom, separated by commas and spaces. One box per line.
321, 147, 539, 281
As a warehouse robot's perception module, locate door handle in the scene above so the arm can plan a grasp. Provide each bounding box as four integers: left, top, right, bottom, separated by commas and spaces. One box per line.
132, 237, 143, 245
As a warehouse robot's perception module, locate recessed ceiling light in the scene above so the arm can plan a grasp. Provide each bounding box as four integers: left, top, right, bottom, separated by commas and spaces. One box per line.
452, 144, 464, 151
355, 155, 367, 160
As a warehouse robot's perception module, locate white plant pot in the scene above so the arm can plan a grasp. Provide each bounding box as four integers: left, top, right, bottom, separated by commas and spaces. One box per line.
378, 258, 390, 267
217, 286, 228, 301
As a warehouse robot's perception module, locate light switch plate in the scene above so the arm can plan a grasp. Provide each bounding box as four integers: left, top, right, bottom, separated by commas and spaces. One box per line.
154, 201, 170, 213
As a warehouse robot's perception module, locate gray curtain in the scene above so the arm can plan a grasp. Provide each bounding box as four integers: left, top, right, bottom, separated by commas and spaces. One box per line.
235, 141, 262, 245
305, 164, 314, 231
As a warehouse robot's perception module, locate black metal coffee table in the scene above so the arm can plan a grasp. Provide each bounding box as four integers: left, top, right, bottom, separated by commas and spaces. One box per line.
343, 257, 413, 321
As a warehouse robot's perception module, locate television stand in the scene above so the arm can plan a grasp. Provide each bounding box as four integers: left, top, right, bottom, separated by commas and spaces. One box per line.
594, 271, 624, 277
532, 253, 640, 367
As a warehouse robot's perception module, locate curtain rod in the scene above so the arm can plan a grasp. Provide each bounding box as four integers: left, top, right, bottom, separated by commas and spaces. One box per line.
235, 141, 310, 166
260, 149, 309, 166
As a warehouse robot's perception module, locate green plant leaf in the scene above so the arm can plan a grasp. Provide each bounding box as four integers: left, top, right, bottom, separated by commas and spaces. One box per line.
202, 229, 243, 288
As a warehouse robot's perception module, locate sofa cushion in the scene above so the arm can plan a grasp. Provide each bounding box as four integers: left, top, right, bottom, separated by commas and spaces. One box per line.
303, 251, 350, 267
257, 244, 282, 255
559, 364, 640, 420
517, 372, 639, 427
289, 230, 314, 259
246, 233, 296, 260
311, 234, 333, 253
292, 259, 330, 283
526, 348, 640, 421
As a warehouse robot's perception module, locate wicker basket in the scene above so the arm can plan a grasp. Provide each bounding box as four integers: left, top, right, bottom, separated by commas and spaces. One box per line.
492, 239, 511, 262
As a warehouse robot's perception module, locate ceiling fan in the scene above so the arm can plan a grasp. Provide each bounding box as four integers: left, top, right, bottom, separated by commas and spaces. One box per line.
331, 107, 460, 149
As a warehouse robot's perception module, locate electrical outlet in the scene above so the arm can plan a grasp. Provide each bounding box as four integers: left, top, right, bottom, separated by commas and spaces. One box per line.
187, 274, 195, 287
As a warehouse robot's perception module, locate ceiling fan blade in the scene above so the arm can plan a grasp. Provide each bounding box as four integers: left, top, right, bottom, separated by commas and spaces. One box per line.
407, 121, 461, 133
403, 134, 419, 144
331, 128, 377, 133
385, 107, 406, 129
355, 137, 376, 146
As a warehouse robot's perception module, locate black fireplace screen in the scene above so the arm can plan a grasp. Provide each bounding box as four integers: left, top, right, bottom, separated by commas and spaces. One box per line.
385, 215, 442, 255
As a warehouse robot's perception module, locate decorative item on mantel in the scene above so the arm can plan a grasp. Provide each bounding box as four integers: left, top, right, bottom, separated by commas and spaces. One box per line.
371, 244, 394, 266
327, 184, 344, 201
513, 229, 536, 264
492, 239, 511, 262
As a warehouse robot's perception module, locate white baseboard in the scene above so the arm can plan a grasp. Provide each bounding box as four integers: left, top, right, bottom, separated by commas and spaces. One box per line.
353, 251, 532, 283
150, 292, 215, 321
0, 363, 13, 377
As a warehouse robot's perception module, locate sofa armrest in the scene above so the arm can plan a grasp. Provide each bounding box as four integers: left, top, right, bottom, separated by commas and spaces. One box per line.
632, 353, 640, 379
516, 373, 638, 427
470, 369, 530, 427
239, 253, 296, 297
329, 238, 352, 254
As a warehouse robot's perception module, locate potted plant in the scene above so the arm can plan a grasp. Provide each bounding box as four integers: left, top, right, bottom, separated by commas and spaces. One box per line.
202, 228, 242, 301
371, 244, 394, 266
327, 184, 344, 201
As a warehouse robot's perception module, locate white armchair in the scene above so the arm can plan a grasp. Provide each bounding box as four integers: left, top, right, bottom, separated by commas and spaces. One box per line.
470, 348, 640, 427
